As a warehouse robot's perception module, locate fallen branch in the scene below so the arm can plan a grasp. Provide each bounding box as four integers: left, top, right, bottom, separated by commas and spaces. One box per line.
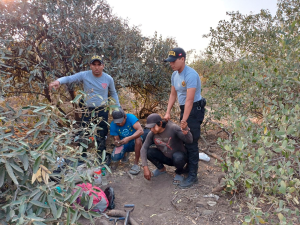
171, 194, 179, 210
200, 135, 210, 151
127, 171, 134, 180
203, 151, 224, 162
206, 119, 232, 141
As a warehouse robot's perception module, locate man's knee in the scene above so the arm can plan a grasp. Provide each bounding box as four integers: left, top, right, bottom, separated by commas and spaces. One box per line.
111, 146, 125, 161
146, 147, 157, 159
135, 137, 142, 147
172, 151, 187, 168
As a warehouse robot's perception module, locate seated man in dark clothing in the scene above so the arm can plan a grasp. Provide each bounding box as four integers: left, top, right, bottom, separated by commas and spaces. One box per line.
141, 113, 193, 184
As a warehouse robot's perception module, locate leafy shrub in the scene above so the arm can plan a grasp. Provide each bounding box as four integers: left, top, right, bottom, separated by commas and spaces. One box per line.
0, 97, 112, 224
0, 0, 175, 118
192, 0, 300, 223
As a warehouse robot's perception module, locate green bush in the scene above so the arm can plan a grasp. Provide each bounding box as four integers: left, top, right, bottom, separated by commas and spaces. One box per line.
192, 0, 300, 223
0, 0, 175, 118
0, 97, 113, 224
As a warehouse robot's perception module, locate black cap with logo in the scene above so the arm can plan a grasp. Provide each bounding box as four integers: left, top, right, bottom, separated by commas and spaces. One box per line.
164, 47, 186, 62
145, 113, 162, 128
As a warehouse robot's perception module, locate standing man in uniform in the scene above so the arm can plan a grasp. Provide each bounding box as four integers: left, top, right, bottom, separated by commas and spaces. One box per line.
48, 55, 120, 161
164, 48, 206, 188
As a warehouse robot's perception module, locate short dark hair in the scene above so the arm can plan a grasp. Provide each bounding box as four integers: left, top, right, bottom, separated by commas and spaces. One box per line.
156, 119, 168, 128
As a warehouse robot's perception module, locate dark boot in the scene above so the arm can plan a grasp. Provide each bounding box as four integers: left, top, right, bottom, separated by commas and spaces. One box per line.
180, 159, 198, 188
179, 175, 198, 188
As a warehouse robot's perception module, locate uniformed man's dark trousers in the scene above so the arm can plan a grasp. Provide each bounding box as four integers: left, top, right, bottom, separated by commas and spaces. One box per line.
180, 101, 205, 179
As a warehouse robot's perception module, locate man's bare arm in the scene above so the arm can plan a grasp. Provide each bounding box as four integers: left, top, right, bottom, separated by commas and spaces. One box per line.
119, 121, 144, 145
164, 86, 177, 120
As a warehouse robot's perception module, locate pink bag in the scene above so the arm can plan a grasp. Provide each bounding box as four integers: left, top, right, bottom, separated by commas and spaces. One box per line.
73, 183, 109, 213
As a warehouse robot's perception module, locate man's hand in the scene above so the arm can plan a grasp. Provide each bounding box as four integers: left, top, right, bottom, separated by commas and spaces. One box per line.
164, 112, 171, 121
143, 166, 151, 180
49, 80, 60, 90
180, 120, 188, 129
119, 137, 130, 145
114, 140, 122, 147
182, 127, 190, 135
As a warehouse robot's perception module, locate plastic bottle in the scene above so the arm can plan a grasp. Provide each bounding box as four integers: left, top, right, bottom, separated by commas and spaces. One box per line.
101, 167, 108, 185
94, 168, 102, 185
56, 157, 65, 168
199, 152, 210, 162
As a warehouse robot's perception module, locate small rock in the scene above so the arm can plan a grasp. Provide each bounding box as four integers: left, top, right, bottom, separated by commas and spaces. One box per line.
203, 193, 220, 201
202, 210, 215, 215
207, 201, 217, 207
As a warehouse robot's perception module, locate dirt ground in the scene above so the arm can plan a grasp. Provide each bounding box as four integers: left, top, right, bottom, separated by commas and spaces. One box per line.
78, 126, 243, 225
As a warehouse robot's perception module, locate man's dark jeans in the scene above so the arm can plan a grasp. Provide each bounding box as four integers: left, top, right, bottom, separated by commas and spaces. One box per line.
81, 107, 108, 156
180, 101, 205, 178
147, 147, 187, 171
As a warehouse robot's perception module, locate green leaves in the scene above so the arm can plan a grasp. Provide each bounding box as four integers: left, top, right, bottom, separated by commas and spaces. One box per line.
197, 2, 300, 223
33, 106, 47, 113
5, 161, 18, 185
279, 181, 286, 194
30, 200, 50, 209
19, 154, 29, 170
69, 187, 82, 204
47, 195, 57, 219
0, 101, 104, 223
70, 94, 82, 104
33, 156, 41, 174
0, 167, 5, 187
88, 194, 94, 210
26, 214, 45, 221
66, 208, 71, 225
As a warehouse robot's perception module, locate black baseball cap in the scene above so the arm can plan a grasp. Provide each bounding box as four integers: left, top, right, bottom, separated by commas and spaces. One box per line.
90, 55, 103, 64
112, 108, 126, 123
164, 47, 186, 62
145, 113, 162, 128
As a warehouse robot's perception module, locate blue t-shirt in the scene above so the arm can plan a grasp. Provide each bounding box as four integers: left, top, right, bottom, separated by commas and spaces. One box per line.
110, 114, 139, 139
171, 65, 202, 106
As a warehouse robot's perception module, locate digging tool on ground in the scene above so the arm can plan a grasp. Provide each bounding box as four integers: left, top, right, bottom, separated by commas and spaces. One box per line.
124, 204, 135, 225
109, 217, 125, 225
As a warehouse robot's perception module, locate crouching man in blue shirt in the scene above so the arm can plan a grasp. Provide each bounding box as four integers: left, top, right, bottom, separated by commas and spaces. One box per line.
110, 108, 144, 175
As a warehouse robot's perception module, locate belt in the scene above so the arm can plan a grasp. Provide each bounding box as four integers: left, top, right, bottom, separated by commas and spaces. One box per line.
180, 100, 202, 110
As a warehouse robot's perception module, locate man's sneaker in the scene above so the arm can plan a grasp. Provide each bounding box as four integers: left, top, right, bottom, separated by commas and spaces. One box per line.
179, 176, 198, 188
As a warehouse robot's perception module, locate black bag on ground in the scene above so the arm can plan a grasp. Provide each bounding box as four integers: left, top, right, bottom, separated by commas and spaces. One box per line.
104, 187, 115, 209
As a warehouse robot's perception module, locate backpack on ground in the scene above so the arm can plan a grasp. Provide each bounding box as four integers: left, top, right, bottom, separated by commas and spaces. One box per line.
72, 183, 109, 213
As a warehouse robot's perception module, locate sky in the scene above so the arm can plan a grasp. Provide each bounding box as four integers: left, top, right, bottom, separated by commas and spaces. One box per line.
106, 0, 278, 53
